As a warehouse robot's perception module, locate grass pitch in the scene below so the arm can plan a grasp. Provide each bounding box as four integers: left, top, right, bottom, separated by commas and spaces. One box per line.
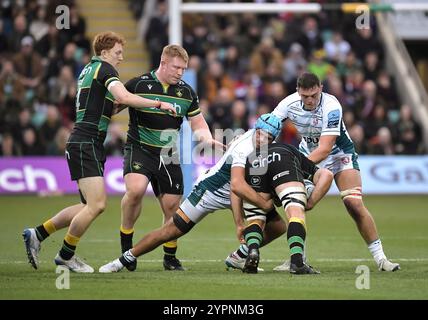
0, 194, 427, 300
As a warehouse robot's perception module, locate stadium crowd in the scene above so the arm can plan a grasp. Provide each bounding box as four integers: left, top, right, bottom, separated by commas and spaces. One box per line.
0, 0, 425, 157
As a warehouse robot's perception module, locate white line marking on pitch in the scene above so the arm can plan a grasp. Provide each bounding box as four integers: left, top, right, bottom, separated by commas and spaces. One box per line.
3, 258, 428, 264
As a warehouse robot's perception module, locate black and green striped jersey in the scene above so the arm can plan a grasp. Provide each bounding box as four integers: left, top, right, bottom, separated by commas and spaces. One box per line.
72, 56, 119, 142
124, 70, 201, 154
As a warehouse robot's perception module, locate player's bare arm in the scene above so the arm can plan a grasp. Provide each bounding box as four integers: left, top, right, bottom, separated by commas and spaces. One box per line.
230, 166, 273, 212
306, 168, 334, 211
189, 114, 225, 150
108, 81, 176, 115
230, 190, 246, 241
308, 135, 337, 164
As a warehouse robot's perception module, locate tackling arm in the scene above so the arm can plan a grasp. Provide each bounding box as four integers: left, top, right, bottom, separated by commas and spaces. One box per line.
230, 190, 246, 241
308, 135, 337, 164
230, 166, 273, 212
306, 168, 334, 210
189, 114, 225, 151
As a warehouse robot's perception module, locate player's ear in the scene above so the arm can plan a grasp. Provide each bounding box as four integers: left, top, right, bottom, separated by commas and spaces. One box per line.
100, 48, 108, 59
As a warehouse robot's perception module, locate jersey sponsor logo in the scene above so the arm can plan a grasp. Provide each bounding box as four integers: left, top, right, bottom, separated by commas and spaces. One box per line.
327, 110, 340, 128
272, 170, 290, 181
173, 102, 181, 114
175, 183, 181, 190
141, 75, 149, 79
250, 176, 261, 186
251, 152, 281, 168
175, 88, 183, 97
303, 136, 319, 144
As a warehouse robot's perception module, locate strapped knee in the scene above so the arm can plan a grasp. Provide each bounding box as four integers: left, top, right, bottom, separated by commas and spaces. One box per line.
243, 201, 267, 222
172, 209, 195, 234
340, 187, 362, 201
277, 186, 307, 211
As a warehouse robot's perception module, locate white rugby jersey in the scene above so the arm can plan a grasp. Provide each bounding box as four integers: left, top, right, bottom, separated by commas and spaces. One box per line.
272, 92, 355, 156
188, 129, 256, 205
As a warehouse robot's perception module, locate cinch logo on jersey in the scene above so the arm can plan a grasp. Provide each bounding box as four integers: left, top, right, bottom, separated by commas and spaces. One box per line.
173, 102, 182, 114
251, 152, 281, 168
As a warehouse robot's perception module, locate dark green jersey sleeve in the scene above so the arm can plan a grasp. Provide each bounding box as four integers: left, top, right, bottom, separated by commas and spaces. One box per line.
185, 86, 201, 119
97, 62, 120, 89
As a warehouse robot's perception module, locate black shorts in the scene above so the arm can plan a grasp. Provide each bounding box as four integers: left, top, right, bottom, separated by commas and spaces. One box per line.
65, 135, 106, 181
123, 142, 183, 196
245, 143, 318, 193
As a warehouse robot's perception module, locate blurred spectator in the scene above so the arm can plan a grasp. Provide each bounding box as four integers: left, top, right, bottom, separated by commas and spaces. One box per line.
348, 28, 383, 62
145, 0, 168, 69
0, 59, 25, 108
184, 23, 209, 59
355, 80, 379, 120
343, 69, 365, 110
209, 87, 234, 136
104, 122, 125, 156
230, 100, 249, 132
336, 51, 362, 79
307, 49, 335, 82
364, 104, 390, 140
376, 70, 399, 110
29, 6, 49, 42
11, 108, 36, 149
295, 16, 324, 57
49, 65, 75, 105
62, 5, 90, 52
12, 36, 44, 100
0, 133, 19, 156
262, 80, 286, 111
368, 127, 395, 155
21, 127, 44, 155
363, 51, 381, 81
188, 55, 204, 98
39, 105, 62, 154
8, 14, 28, 52
348, 123, 368, 154
35, 23, 66, 62
49, 126, 71, 156
324, 31, 351, 64
0, 20, 9, 53
204, 60, 235, 104
283, 42, 307, 93
249, 37, 283, 79
222, 45, 246, 81
325, 74, 346, 105
46, 42, 79, 81
394, 105, 424, 154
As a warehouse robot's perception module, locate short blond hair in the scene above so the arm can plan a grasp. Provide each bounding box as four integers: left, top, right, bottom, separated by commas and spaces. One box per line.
161, 44, 189, 64
93, 31, 126, 56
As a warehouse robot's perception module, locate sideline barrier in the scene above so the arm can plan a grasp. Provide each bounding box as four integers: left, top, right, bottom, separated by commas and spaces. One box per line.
0, 156, 427, 195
